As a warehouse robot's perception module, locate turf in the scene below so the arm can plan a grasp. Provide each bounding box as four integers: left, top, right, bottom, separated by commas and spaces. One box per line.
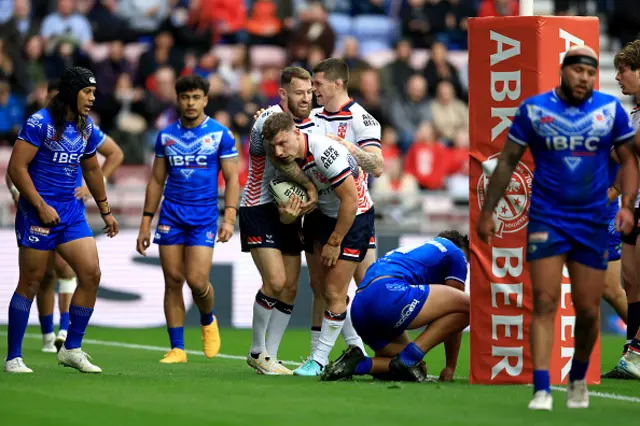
0, 327, 637, 425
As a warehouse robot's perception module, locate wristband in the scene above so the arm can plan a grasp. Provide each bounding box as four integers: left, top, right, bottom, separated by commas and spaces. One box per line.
10, 185, 19, 196
143, 211, 154, 218
225, 206, 237, 211
100, 209, 112, 216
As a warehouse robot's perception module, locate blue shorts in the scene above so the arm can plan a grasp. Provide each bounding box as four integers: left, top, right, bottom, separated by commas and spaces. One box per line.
153, 199, 218, 247
526, 219, 608, 270
607, 216, 622, 262
351, 276, 430, 351
15, 198, 92, 251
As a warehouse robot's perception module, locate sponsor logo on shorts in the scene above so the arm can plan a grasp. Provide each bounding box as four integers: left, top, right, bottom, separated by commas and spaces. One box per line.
206, 231, 214, 242
528, 231, 548, 243
394, 298, 420, 328
28, 235, 40, 243
342, 247, 360, 258
29, 226, 50, 237
477, 153, 533, 238
158, 225, 171, 234
154, 232, 161, 240
265, 234, 274, 244
247, 236, 262, 245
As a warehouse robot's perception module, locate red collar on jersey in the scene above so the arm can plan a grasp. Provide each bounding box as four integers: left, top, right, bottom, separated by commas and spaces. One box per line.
322, 98, 356, 116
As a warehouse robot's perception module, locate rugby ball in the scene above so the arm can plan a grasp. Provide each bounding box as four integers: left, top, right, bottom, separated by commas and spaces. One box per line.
269, 178, 309, 206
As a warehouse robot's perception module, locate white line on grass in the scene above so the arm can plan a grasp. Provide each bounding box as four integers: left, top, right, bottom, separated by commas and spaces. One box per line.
5, 332, 640, 404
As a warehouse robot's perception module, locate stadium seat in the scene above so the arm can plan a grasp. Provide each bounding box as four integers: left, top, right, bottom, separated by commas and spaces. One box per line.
352, 15, 398, 49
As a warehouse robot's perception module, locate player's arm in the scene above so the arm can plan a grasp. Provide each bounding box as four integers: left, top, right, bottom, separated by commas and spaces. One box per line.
97, 136, 124, 180
80, 153, 110, 215
344, 143, 384, 178
218, 157, 240, 243
608, 150, 622, 204
7, 140, 45, 210
441, 252, 468, 380
615, 138, 639, 211
334, 111, 384, 177
481, 140, 527, 214
5, 170, 19, 204
137, 157, 168, 255
322, 175, 359, 267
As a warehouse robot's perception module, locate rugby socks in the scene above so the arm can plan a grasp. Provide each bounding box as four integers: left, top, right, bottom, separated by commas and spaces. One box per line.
59, 312, 70, 333
313, 310, 347, 367
398, 342, 425, 367
310, 326, 321, 354
355, 357, 373, 375
6, 293, 33, 361
569, 358, 589, 382
64, 305, 93, 350
250, 291, 277, 355
533, 370, 551, 394
342, 308, 366, 354
629, 337, 640, 354
626, 302, 640, 353
168, 327, 185, 350
265, 301, 294, 360
200, 308, 214, 326
39, 314, 54, 335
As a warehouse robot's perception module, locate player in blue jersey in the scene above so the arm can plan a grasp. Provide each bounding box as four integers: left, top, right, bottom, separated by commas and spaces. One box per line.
5, 67, 119, 373
7, 80, 124, 353
320, 231, 470, 382
476, 46, 639, 410
136, 75, 240, 363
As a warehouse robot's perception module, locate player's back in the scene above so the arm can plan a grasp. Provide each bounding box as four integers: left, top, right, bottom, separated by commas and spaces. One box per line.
241, 105, 315, 207
509, 90, 635, 224
363, 238, 467, 288
156, 116, 236, 206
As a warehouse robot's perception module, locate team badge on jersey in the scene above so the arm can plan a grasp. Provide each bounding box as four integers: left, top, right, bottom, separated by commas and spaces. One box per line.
337, 122, 348, 139
477, 153, 533, 238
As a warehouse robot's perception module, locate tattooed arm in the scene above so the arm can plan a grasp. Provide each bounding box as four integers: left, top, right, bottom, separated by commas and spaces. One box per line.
615, 138, 639, 211
348, 145, 384, 177
481, 140, 528, 213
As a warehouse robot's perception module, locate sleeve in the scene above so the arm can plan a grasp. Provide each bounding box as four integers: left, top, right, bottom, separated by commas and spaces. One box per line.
83, 120, 99, 157
219, 128, 239, 159
17, 112, 47, 148
316, 141, 353, 189
90, 124, 108, 150
506, 101, 534, 147
154, 132, 165, 158
446, 248, 468, 286
248, 119, 266, 157
612, 100, 636, 145
352, 108, 381, 149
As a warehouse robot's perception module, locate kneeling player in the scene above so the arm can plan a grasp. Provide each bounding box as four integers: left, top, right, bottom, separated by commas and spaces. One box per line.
321, 231, 470, 382
262, 112, 373, 376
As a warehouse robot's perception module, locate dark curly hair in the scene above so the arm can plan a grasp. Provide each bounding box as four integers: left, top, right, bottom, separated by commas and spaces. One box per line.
437, 230, 469, 254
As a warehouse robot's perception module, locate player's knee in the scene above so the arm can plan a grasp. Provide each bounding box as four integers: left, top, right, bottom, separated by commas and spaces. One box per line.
164, 269, 185, 289
78, 264, 101, 290
40, 269, 56, 288
575, 306, 599, 325
281, 278, 298, 301
263, 271, 286, 295
185, 272, 209, 294
532, 295, 558, 317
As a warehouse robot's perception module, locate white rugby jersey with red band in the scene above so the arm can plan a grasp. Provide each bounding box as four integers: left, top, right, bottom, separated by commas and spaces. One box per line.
301, 133, 373, 218
240, 104, 315, 207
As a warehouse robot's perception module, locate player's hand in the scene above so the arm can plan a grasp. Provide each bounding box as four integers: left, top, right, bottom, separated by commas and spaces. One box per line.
37, 201, 60, 227
616, 206, 635, 235
321, 243, 340, 268
439, 366, 455, 382
326, 134, 356, 155
301, 184, 318, 215
476, 211, 496, 244
217, 222, 234, 243
279, 195, 303, 224
74, 185, 90, 200
102, 213, 119, 238
136, 227, 151, 256
253, 107, 268, 121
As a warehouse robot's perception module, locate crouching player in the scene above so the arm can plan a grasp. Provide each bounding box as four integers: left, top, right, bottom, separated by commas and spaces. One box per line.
321, 231, 470, 382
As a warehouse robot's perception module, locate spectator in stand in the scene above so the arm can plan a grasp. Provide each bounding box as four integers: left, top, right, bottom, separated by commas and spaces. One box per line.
372, 155, 421, 209
380, 39, 416, 98
448, 129, 469, 176
380, 127, 401, 168
430, 81, 468, 143
24, 36, 47, 87
197, 0, 247, 44
95, 41, 132, 102
400, 0, 433, 49
404, 122, 449, 191
0, 0, 41, 49
0, 78, 24, 145
289, 1, 336, 62
354, 68, 389, 128
226, 73, 265, 141
341, 36, 371, 94
41, 0, 93, 52
204, 74, 230, 118
352, 0, 388, 15
246, 0, 283, 46
477, 0, 519, 17
87, 0, 135, 43
136, 31, 184, 89
423, 40, 466, 101
447, 0, 477, 50
611, 0, 640, 48
218, 44, 261, 93
25, 80, 49, 117
117, 0, 169, 40
389, 74, 432, 153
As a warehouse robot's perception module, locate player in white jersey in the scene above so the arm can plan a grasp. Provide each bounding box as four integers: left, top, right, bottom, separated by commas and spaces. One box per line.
305, 58, 383, 359
240, 67, 319, 375
262, 111, 375, 376
602, 41, 640, 379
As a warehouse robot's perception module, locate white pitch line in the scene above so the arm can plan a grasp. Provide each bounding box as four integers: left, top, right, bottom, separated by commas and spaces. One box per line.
5, 332, 640, 404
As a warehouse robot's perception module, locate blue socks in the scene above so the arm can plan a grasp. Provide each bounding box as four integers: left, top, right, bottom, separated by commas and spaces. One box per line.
168, 327, 185, 350
200, 308, 214, 326
6, 293, 33, 361
39, 314, 54, 335
355, 357, 373, 375
398, 342, 425, 367
569, 359, 589, 382
59, 312, 70, 332
64, 305, 94, 350
533, 369, 551, 394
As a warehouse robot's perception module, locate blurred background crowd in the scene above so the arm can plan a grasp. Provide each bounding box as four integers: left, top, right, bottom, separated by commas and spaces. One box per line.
0, 0, 638, 230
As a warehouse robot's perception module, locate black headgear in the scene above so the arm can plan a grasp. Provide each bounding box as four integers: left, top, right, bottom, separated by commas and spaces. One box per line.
58, 67, 96, 108
562, 54, 599, 69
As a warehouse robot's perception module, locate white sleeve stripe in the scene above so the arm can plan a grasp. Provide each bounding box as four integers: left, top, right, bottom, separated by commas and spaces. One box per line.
614, 131, 636, 142
445, 276, 466, 284
156, 154, 165, 158
508, 135, 528, 146
220, 153, 239, 158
